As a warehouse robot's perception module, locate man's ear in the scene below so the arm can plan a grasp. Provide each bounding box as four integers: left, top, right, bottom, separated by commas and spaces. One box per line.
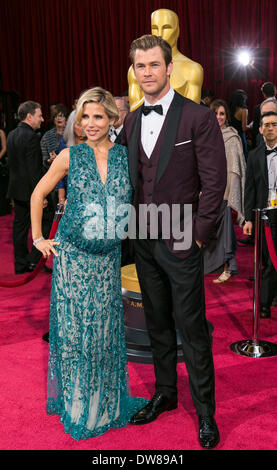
167, 61, 173, 77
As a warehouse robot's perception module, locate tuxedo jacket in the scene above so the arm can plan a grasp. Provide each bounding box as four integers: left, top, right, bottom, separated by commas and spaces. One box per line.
7, 122, 44, 201
121, 91, 227, 253
244, 142, 269, 222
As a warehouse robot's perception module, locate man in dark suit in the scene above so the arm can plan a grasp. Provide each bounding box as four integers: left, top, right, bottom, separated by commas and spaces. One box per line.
122, 35, 226, 449
243, 111, 277, 318
7, 101, 54, 274
200, 89, 213, 107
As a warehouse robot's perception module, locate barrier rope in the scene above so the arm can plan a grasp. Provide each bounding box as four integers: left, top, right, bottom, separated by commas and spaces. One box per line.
0, 204, 64, 288
264, 224, 277, 272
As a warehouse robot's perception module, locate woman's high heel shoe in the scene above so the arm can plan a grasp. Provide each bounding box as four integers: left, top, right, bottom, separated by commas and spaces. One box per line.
213, 270, 232, 284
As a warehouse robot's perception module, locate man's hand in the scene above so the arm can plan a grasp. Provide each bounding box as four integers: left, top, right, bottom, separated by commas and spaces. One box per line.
196, 240, 202, 248
243, 221, 253, 236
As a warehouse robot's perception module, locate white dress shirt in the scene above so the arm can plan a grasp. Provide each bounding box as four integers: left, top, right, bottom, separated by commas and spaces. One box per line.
266, 143, 277, 206
109, 124, 123, 142
141, 87, 175, 158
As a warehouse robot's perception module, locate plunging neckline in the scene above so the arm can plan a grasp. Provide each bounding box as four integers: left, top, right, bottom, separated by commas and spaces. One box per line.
85, 142, 115, 186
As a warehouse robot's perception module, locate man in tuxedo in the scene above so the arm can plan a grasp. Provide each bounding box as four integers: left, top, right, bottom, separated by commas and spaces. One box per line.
122, 35, 226, 449
7, 101, 54, 274
243, 111, 277, 318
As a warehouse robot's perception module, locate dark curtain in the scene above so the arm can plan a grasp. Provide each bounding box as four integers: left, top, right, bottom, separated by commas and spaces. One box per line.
1, 0, 277, 122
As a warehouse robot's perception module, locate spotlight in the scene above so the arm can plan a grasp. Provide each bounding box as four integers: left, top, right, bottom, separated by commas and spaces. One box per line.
238, 50, 251, 66
224, 48, 269, 80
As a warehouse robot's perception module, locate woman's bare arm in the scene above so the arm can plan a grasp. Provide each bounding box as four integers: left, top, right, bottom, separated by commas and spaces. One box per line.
31, 148, 69, 258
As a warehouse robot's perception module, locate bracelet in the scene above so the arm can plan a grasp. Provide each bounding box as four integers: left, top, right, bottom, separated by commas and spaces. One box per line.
33, 236, 45, 247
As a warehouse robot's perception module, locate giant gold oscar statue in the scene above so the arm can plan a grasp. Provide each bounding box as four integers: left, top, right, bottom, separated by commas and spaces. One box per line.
128, 8, 204, 111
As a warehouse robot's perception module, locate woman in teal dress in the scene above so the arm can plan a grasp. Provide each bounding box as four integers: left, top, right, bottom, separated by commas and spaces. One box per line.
30, 87, 147, 440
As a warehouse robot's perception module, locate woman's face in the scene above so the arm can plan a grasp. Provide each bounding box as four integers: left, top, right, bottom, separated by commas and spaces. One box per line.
54, 112, 66, 129
215, 105, 227, 129
81, 102, 113, 144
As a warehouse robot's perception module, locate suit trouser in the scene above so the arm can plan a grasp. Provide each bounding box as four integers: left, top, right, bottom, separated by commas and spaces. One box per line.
134, 238, 216, 417
13, 199, 54, 273
261, 209, 277, 307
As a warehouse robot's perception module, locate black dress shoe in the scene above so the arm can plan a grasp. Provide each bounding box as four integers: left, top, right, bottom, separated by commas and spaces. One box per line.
198, 415, 220, 449
42, 332, 49, 343
42, 266, 53, 273
28, 263, 37, 272
260, 306, 271, 318
130, 392, 178, 425
15, 263, 36, 274
15, 267, 29, 274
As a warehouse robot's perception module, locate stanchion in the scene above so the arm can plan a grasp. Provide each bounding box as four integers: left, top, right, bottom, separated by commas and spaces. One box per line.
0, 203, 64, 288
230, 207, 277, 358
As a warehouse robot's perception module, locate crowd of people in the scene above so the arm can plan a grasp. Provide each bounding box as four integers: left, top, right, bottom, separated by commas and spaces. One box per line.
1, 34, 277, 449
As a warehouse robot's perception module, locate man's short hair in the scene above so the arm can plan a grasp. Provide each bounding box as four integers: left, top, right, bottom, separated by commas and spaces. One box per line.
261, 82, 276, 97
18, 101, 41, 121
129, 34, 172, 67
201, 89, 213, 99
260, 111, 277, 126
260, 97, 277, 113
114, 97, 129, 111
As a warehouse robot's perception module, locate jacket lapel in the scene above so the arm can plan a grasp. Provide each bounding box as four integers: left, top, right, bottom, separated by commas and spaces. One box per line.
156, 91, 184, 183
128, 108, 142, 189
258, 143, 269, 188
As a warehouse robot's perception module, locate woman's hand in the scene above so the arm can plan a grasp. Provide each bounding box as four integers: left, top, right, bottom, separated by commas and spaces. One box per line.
35, 239, 60, 258
48, 151, 57, 165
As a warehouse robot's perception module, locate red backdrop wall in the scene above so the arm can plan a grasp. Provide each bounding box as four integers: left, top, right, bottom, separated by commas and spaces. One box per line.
1, 0, 277, 121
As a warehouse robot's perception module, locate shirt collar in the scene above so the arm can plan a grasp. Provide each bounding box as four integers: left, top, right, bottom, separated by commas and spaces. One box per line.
115, 124, 123, 134
266, 142, 277, 151
144, 87, 175, 114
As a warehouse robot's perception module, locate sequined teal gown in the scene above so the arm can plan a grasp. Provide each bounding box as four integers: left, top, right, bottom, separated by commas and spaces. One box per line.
46, 143, 146, 440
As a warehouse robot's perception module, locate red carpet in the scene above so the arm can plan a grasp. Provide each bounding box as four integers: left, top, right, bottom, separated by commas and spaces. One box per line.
1, 213, 277, 451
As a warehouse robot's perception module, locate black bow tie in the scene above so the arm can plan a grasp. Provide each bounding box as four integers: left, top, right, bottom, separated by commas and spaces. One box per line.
265, 147, 277, 156
142, 104, 163, 116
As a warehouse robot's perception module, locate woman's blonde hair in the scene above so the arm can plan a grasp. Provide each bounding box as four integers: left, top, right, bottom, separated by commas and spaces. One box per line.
75, 87, 118, 124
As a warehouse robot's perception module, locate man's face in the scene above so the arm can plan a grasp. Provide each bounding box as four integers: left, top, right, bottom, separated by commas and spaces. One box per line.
204, 96, 212, 106
133, 46, 173, 101
29, 107, 44, 130
114, 99, 128, 128
260, 114, 277, 147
